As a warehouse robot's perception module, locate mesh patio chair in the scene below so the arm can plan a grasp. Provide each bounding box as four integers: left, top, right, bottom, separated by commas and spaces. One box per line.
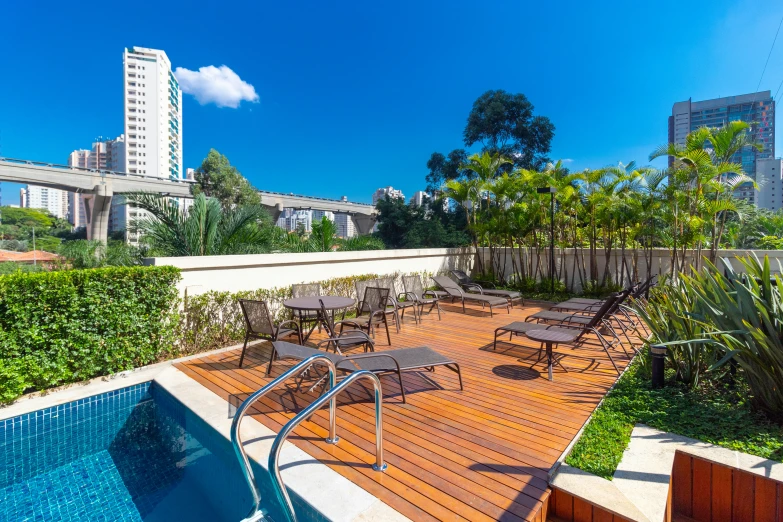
450, 269, 524, 307
342, 287, 393, 345
291, 283, 322, 330
238, 299, 302, 368
314, 298, 376, 355
375, 277, 416, 328
354, 279, 374, 317
432, 276, 509, 317
402, 274, 441, 321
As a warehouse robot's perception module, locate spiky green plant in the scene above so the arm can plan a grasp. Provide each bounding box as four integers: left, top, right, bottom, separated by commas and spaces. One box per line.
633, 276, 718, 388
689, 256, 783, 421
125, 193, 275, 256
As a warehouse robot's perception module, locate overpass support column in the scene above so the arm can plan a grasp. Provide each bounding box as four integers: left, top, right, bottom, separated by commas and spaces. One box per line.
263, 202, 284, 224
83, 184, 113, 242
351, 213, 377, 235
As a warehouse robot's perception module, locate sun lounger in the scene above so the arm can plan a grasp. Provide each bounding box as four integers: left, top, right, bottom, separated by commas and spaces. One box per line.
269, 341, 462, 403
450, 270, 524, 307
432, 276, 509, 317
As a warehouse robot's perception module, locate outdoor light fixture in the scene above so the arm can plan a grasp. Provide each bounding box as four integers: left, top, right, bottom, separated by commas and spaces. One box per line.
537, 187, 557, 293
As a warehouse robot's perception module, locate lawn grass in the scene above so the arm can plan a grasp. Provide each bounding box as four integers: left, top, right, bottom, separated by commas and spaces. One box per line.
565, 361, 783, 479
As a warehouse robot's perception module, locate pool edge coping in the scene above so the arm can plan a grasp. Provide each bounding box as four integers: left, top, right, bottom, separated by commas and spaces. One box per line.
155, 366, 411, 522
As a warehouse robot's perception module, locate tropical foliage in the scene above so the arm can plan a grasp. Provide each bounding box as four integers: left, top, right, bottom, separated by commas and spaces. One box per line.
407, 121, 764, 293
634, 255, 783, 421
126, 192, 278, 256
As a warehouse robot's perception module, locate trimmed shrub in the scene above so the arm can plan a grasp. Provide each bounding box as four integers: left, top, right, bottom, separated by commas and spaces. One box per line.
0, 266, 180, 403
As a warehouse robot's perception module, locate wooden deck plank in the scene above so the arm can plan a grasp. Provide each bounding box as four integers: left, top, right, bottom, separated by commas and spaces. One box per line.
175, 300, 635, 521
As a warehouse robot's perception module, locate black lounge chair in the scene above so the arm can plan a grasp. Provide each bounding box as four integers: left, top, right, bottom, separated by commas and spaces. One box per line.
268, 341, 463, 403
401, 275, 442, 321
432, 276, 509, 317
525, 293, 636, 350
450, 269, 524, 307
558, 276, 656, 306
238, 299, 302, 368
494, 295, 624, 376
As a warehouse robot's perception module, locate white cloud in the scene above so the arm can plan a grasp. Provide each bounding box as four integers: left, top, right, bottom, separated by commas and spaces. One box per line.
561, 158, 575, 164
174, 65, 258, 108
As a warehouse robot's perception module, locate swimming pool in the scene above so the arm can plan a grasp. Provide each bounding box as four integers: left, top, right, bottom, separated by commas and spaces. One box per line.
0, 382, 316, 522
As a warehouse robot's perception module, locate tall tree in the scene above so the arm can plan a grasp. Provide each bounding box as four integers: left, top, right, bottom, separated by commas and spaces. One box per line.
192, 149, 261, 209
463, 90, 555, 170
425, 149, 468, 193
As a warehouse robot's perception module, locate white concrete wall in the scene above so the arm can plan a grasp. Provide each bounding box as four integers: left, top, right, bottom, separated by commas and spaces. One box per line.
144, 247, 474, 297
479, 247, 783, 292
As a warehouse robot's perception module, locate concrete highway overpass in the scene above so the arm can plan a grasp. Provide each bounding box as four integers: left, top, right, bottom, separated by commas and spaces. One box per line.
258, 191, 377, 234
0, 158, 378, 240
0, 158, 193, 242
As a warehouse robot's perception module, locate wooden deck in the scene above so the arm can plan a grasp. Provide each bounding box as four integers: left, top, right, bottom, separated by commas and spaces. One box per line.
175, 300, 636, 522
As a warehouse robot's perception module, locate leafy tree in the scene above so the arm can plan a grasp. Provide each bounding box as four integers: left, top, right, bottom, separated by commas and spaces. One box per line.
192, 149, 261, 209
126, 192, 275, 256
0, 207, 55, 228
425, 149, 468, 193
375, 196, 469, 249
463, 90, 555, 170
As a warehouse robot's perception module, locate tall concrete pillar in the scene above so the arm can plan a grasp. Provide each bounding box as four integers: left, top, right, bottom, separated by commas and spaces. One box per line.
262, 202, 284, 223
84, 184, 113, 242
351, 214, 377, 235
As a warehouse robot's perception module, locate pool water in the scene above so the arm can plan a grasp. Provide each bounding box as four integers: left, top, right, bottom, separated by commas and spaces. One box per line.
0, 382, 287, 522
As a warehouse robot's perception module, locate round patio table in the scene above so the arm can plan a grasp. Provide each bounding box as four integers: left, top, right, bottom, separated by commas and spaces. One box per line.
523, 328, 576, 381
283, 296, 355, 341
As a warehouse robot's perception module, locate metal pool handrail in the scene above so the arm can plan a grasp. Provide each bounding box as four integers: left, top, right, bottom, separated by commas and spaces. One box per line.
232, 354, 338, 522
269, 370, 387, 522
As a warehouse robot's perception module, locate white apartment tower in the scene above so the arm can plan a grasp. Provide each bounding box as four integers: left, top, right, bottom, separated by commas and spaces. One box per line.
68, 136, 126, 228
410, 191, 430, 206
20, 186, 69, 219
372, 186, 405, 205
754, 158, 783, 211
123, 47, 182, 179
114, 47, 183, 242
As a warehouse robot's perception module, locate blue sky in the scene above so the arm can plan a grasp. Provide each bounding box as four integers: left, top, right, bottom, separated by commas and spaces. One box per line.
1, 0, 782, 205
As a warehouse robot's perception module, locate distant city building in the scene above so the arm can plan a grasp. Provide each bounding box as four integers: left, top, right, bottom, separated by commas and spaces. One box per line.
372, 186, 404, 205
68, 136, 126, 228
20, 186, 68, 219
754, 158, 783, 211
113, 47, 184, 243
410, 191, 430, 206
669, 91, 775, 205
312, 210, 335, 222
287, 210, 312, 233
334, 213, 356, 238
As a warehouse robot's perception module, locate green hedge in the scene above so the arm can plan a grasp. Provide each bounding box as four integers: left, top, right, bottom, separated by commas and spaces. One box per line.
0, 266, 181, 403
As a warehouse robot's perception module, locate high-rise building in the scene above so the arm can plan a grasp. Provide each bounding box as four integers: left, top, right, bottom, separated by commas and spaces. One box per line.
68, 136, 126, 228
669, 91, 775, 204
286, 210, 312, 233
334, 213, 356, 238
113, 47, 184, 243
20, 186, 69, 219
754, 158, 783, 211
372, 186, 405, 205
410, 191, 430, 206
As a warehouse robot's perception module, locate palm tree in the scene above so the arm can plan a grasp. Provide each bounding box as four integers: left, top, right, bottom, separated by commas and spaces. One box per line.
125, 192, 274, 256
